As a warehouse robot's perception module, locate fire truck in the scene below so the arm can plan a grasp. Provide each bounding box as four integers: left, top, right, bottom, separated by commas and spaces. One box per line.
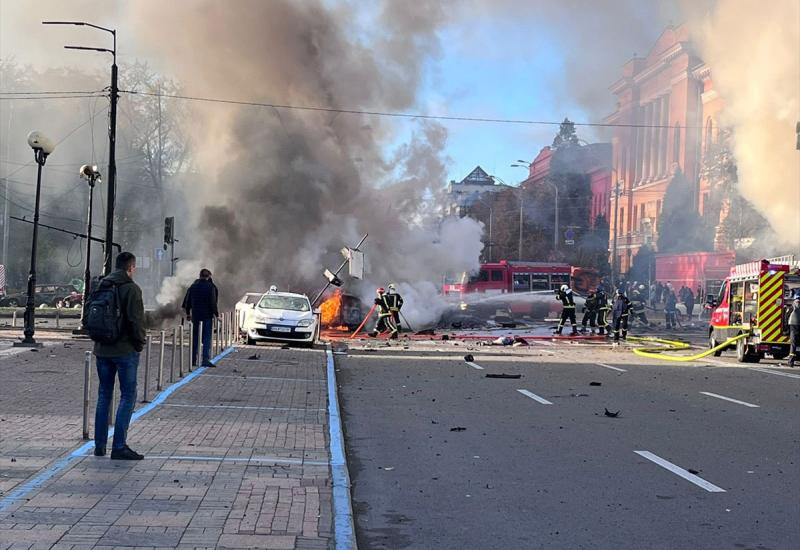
442, 260, 600, 296
708, 256, 800, 362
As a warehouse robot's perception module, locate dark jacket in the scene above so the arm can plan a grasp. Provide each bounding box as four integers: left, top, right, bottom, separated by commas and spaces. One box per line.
612, 295, 630, 318
665, 292, 678, 312
182, 278, 219, 321
556, 289, 575, 308
584, 293, 598, 312
93, 269, 146, 357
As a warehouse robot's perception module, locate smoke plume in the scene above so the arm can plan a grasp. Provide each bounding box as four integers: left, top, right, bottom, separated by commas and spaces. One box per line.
686, 0, 800, 247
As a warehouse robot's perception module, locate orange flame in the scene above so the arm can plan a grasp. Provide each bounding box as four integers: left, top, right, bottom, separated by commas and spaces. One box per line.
319, 289, 343, 327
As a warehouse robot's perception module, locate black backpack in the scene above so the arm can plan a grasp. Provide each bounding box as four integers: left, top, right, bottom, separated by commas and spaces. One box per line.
84, 278, 128, 344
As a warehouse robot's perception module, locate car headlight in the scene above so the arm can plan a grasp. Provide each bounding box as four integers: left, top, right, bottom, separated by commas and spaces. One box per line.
297, 319, 313, 327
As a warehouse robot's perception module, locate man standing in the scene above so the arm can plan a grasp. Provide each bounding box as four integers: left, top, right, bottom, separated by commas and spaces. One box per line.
182, 268, 219, 367
554, 284, 578, 336
385, 283, 404, 332
787, 297, 800, 367
612, 289, 631, 344
580, 290, 598, 334
596, 286, 610, 336
684, 287, 695, 322
664, 289, 678, 329
91, 252, 146, 460
369, 287, 398, 339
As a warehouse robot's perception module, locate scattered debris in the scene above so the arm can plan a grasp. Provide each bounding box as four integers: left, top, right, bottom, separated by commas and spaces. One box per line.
247, 354, 261, 360
383, 466, 395, 471
281, 344, 291, 349
604, 408, 620, 418
10, 458, 16, 462
464, 354, 475, 362
485, 373, 522, 379
687, 468, 700, 475
512, 336, 529, 346
590, 381, 602, 386
441, 335, 450, 341
431, 420, 439, 424
449, 427, 467, 432
30, 349, 39, 353
492, 336, 514, 346
571, 393, 589, 397
416, 328, 436, 336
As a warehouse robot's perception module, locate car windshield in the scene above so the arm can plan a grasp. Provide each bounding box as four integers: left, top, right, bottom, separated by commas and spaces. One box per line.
258, 295, 310, 312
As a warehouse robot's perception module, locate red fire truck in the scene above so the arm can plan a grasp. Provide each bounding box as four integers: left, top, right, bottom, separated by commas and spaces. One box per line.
443, 260, 599, 296
708, 257, 800, 362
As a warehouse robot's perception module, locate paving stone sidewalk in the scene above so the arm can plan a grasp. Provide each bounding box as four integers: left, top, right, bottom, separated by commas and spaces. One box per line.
0, 343, 334, 549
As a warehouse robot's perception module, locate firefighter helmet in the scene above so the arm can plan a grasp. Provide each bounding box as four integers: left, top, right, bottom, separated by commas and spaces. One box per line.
616, 288, 624, 295
560, 284, 569, 292
376, 287, 385, 295
387, 283, 397, 292
269, 285, 278, 293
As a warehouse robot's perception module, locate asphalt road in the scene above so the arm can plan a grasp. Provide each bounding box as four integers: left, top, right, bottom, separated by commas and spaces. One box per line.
336, 342, 800, 550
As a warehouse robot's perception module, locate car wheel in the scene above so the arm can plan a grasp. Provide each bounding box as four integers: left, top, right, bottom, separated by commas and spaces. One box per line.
736, 338, 756, 363
246, 335, 256, 346
709, 332, 723, 357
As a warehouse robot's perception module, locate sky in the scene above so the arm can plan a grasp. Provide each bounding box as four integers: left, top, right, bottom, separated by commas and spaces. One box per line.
0, 0, 681, 189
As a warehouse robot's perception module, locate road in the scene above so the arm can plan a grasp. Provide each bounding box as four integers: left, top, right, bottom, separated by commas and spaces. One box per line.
336, 338, 800, 550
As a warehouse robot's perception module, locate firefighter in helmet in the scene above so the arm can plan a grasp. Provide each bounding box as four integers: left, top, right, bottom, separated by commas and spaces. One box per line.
268, 285, 278, 293
369, 287, 398, 339
385, 283, 404, 332
612, 288, 631, 344
630, 289, 650, 327
580, 290, 598, 334
596, 285, 610, 336
555, 284, 578, 335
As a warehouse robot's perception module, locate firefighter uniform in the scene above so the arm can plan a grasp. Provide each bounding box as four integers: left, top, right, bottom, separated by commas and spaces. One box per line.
385, 285, 404, 331
596, 289, 610, 336
555, 285, 578, 335
664, 291, 678, 329
581, 292, 598, 333
371, 289, 398, 339
612, 291, 631, 343
630, 291, 649, 326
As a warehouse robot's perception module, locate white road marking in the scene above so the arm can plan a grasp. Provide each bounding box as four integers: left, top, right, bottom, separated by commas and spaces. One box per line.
516, 389, 553, 405
699, 391, 759, 408
162, 403, 325, 411
596, 363, 627, 372
465, 361, 484, 370
750, 367, 800, 379
634, 450, 725, 493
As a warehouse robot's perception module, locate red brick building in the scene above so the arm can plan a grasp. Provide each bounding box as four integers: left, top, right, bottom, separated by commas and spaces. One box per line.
605, 24, 723, 272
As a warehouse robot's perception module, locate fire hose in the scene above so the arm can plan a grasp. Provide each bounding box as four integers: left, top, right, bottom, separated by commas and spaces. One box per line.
350, 304, 376, 339
629, 333, 750, 362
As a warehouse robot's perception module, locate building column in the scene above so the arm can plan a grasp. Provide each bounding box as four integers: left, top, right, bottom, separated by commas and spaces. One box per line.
659, 96, 669, 176
650, 98, 660, 180
641, 103, 651, 182
634, 108, 644, 184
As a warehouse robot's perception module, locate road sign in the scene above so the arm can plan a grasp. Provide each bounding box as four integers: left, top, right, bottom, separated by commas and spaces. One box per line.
565, 239, 575, 246
155, 248, 165, 261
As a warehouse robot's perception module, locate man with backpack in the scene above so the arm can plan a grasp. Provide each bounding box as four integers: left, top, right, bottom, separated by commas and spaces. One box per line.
182, 268, 219, 366
86, 252, 146, 460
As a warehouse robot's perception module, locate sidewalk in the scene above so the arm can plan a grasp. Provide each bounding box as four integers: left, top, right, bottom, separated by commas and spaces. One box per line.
0, 341, 336, 549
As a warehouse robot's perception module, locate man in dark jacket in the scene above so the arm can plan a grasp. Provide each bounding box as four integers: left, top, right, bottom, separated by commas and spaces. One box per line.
580, 291, 598, 334
612, 289, 631, 344
182, 268, 219, 367
664, 290, 678, 329
554, 285, 578, 335
93, 252, 147, 460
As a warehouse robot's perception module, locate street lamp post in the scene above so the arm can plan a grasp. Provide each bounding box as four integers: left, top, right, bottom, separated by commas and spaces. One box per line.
16, 132, 55, 348
489, 174, 526, 261
43, 21, 118, 275
610, 181, 622, 290
510, 162, 558, 251
79, 165, 101, 326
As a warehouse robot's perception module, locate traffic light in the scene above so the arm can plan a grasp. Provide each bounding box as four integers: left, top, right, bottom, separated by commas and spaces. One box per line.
164, 217, 174, 248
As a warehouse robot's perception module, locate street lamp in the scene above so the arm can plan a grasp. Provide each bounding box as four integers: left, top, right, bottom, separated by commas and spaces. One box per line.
79, 165, 101, 327
510, 163, 559, 251
16, 131, 55, 348
43, 21, 118, 276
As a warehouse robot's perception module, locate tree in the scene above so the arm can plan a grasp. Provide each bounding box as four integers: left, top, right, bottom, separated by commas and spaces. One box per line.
575, 214, 610, 274
657, 169, 708, 253
552, 118, 580, 149
628, 243, 655, 283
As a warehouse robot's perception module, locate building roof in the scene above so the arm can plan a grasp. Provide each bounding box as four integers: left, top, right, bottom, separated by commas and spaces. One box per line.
455, 166, 493, 186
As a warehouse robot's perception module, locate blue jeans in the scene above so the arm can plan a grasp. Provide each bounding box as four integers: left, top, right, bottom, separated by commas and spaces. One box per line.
192, 318, 214, 366
94, 352, 139, 451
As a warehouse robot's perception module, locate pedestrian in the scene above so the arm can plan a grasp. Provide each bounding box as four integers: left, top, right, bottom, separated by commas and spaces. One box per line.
554, 284, 578, 335
182, 268, 219, 367
787, 297, 800, 367
664, 290, 678, 329
596, 286, 611, 336
580, 290, 598, 334
684, 287, 695, 322
612, 289, 631, 344
369, 287, 398, 339
385, 283, 404, 332
87, 252, 146, 460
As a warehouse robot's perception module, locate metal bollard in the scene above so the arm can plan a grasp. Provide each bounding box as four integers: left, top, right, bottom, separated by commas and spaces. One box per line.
12, 310, 16, 327
82, 351, 91, 440
157, 329, 166, 391
55, 308, 60, 329
191, 322, 198, 371
170, 327, 177, 383
142, 334, 152, 402
223, 313, 228, 348
178, 325, 185, 378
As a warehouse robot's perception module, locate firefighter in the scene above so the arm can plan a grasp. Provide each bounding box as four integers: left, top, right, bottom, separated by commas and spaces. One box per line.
385, 283, 404, 331
268, 285, 278, 293
630, 289, 650, 327
664, 290, 678, 329
788, 296, 800, 368
580, 291, 598, 334
612, 289, 631, 344
554, 284, 578, 335
596, 286, 610, 336
369, 287, 398, 339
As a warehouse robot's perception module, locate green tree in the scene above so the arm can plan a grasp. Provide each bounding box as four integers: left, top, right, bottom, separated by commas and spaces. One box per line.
551, 118, 580, 149
628, 243, 655, 282
657, 169, 707, 253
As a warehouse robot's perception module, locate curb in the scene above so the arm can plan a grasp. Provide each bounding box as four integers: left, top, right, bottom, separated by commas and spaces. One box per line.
325, 344, 358, 549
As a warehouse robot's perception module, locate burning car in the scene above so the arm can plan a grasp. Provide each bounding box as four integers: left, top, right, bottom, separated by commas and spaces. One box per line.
318, 289, 365, 330
242, 291, 318, 347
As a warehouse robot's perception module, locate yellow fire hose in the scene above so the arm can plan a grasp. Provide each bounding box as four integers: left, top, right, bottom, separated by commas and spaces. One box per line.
629, 333, 750, 362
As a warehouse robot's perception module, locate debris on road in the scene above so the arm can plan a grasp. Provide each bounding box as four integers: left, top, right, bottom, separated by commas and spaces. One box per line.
590, 381, 602, 386
416, 328, 436, 336
604, 408, 620, 418
485, 373, 522, 379
687, 468, 700, 475
464, 354, 474, 362
450, 426, 467, 432
246, 353, 260, 360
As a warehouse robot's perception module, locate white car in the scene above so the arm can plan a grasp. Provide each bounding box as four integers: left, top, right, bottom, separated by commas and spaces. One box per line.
235, 292, 263, 335
242, 292, 319, 347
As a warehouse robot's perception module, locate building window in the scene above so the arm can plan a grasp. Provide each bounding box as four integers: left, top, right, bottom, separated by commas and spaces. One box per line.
673, 124, 681, 164
490, 270, 504, 282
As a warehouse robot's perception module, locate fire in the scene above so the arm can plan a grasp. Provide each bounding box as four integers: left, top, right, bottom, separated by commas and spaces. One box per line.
319, 290, 343, 327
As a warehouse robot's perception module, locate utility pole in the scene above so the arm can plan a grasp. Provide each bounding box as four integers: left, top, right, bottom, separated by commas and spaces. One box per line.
43, 21, 118, 275
518, 193, 524, 261
611, 181, 622, 290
